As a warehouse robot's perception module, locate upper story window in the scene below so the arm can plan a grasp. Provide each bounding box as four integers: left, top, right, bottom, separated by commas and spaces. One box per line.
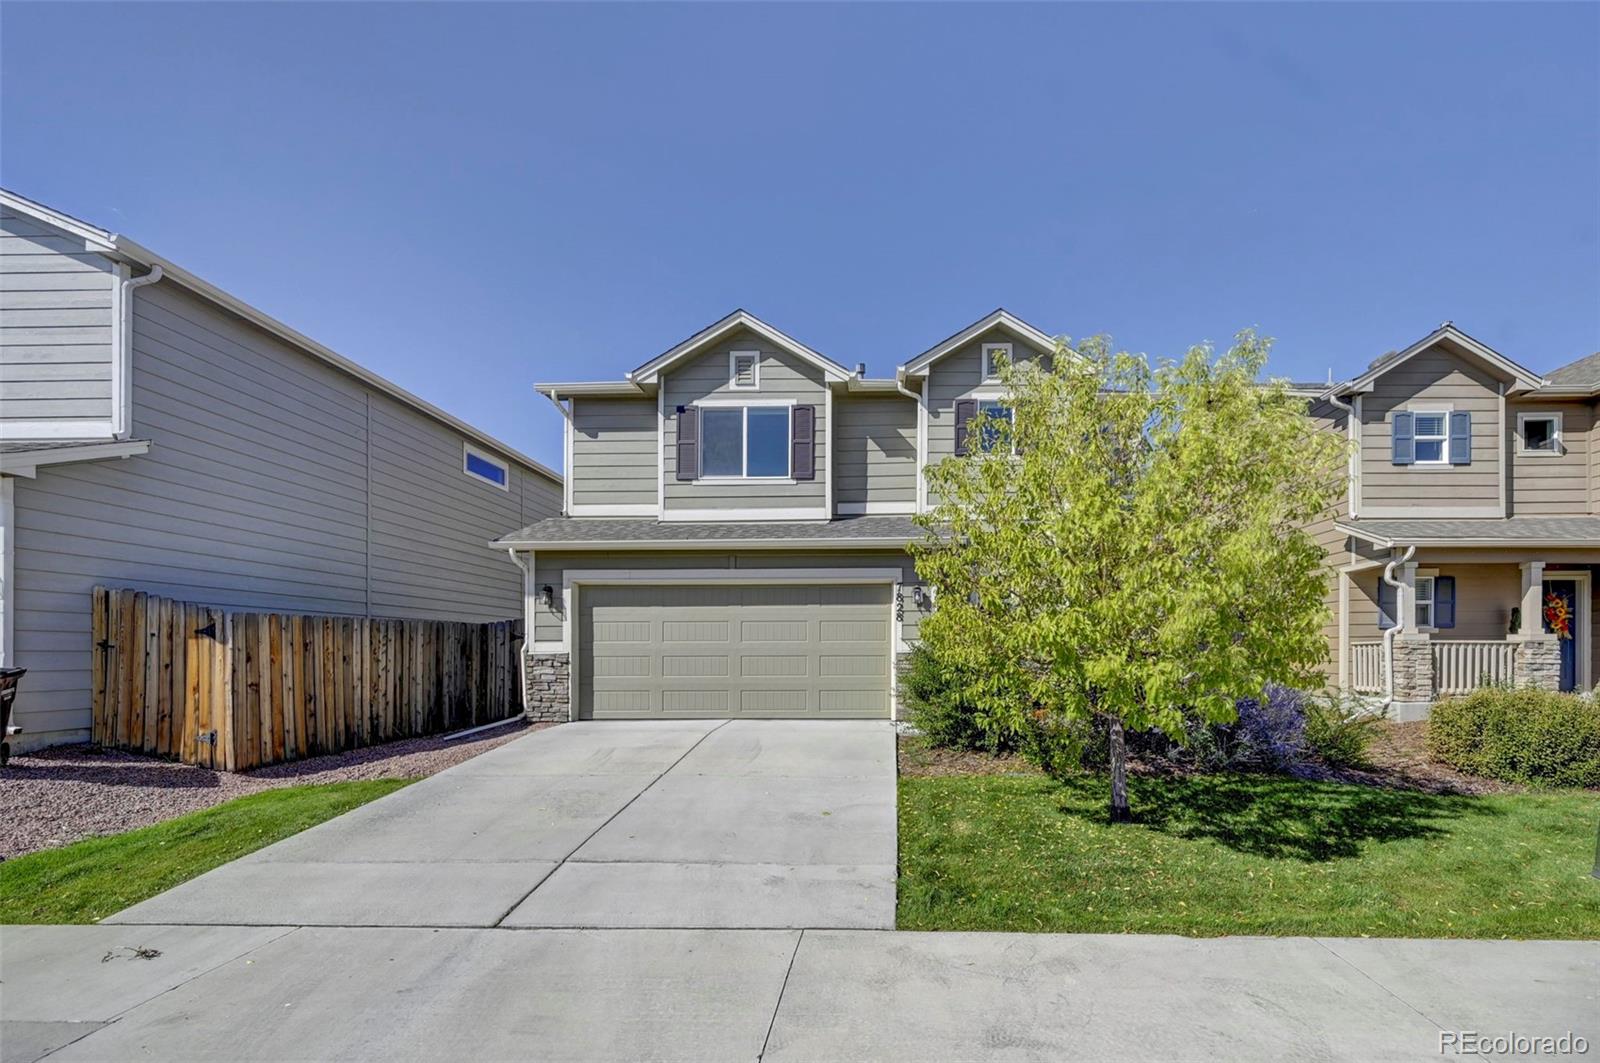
1392, 408, 1469, 467
982, 343, 1012, 381
700, 403, 790, 478
463, 442, 509, 490
1518, 412, 1562, 455
978, 399, 1014, 453
729, 350, 760, 390
1411, 411, 1449, 464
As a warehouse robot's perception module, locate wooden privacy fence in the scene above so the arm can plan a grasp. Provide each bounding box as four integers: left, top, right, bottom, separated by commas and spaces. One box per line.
91, 587, 523, 771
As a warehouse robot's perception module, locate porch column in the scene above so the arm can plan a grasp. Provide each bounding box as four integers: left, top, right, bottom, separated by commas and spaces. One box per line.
1388, 551, 1433, 719
1512, 560, 1561, 691
1396, 559, 1420, 634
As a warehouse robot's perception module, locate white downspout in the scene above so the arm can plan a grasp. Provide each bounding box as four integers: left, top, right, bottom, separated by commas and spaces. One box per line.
508, 548, 535, 716
114, 265, 163, 439
1379, 545, 1416, 706
1323, 389, 1358, 519
541, 390, 573, 516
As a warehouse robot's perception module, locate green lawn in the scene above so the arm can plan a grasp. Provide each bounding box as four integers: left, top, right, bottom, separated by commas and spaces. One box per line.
899, 771, 1600, 938
0, 780, 413, 924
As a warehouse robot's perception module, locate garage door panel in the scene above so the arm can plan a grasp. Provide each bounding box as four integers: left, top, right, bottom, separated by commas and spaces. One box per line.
662, 620, 729, 642
820, 654, 887, 677
818, 620, 888, 642
740, 620, 808, 642
661, 655, 731, 677
579, 583, 892, 719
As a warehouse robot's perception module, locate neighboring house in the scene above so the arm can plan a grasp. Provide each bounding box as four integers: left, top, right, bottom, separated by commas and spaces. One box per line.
496, 307, 1056, 721
1311, 323, 1600, 719
0, 189, 562, 750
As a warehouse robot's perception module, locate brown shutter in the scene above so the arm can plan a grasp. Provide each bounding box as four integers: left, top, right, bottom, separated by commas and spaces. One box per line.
953, 399, 978, 456
792, 405, 815, 481
676, 406, 698, 481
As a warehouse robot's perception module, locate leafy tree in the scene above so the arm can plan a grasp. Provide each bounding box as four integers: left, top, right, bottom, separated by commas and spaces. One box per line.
911, 332, 1347, 821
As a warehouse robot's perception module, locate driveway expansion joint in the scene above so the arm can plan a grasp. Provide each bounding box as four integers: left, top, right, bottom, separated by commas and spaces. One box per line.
488, 720, 734, 927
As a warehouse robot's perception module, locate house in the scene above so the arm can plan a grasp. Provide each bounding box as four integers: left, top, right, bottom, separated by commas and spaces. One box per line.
1312, 323, 1600, 719
0, 189, 562, 750
494, 307, 1057, 721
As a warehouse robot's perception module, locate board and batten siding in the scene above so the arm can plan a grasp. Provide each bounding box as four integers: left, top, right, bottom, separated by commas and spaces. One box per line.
0, 207, 117, 427
1357, 343, 1503, 515
571, 397, 657, 510
661, 331, 827, 515
1507, 399, 1593, 516
8, 279, 558, 748
833, 395, 916, 511
531, 550, 927, 647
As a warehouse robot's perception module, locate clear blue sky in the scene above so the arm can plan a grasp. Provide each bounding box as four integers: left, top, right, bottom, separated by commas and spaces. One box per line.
5, 2, 1596, 470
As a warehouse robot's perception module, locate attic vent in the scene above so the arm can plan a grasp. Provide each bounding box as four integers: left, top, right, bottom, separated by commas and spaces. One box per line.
730, 350, 758, 389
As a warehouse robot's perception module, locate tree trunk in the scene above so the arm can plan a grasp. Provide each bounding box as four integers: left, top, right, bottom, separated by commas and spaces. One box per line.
1108, 717, 1132, 823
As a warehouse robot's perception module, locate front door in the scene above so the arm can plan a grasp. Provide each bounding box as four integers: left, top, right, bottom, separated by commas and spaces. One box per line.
1542, 578, 1580, 692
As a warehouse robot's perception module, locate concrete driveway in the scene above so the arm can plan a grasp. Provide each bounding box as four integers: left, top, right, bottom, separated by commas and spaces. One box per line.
107, 719, 897, 930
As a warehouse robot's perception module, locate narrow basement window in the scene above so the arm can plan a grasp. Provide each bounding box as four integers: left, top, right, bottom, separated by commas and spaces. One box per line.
463, 442, 509, 489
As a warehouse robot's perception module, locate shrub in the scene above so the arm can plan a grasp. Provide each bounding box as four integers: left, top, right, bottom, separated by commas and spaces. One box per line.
1167, 685, 1308, 772
1303, 692, 1385, 769
901, 644, 1018, 754
1428, 688, 1600, 788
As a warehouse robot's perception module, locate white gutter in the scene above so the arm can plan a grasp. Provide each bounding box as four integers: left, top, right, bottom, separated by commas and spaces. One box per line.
1379, 544, 1416, 706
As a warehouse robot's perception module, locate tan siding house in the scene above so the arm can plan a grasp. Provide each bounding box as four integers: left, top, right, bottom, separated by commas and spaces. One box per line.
1316, 323, 1600, 719
0, 189, 561, 749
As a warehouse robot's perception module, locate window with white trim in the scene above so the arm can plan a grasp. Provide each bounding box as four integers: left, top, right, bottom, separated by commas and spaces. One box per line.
729, 350, 759, 390
1412, 411, 1449, 464
463, 442, 509, 490
1518, 412, 1561, 455
982, 343, 1012, 381
1414, 575, 1435, 629
977, 399, 1013, 453
699, 404, 790, 478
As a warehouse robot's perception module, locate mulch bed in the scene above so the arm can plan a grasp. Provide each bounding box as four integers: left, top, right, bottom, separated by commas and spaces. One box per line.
0, 719, 549, 859
897, 721, 1513, 794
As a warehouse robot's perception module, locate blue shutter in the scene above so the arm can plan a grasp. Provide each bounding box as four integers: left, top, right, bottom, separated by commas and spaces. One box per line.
1377, 580, 1397, 630
1391, 412, 1414, 465
1434, 576, 1456, 629
1449, 411, 1471, 465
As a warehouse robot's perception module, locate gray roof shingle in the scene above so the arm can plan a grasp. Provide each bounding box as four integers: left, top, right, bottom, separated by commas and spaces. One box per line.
1542, 351, 1600, 391
493, 515, 922, 549
1337, 516, 1600, 546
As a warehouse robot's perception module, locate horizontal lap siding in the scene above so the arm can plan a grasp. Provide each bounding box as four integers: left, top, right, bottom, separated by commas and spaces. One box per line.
367, 401, 551, 620
571, 397, 656, 508
1359, 344, 1502, 513
1508, 400, 1592, 515
9, 280, 559, 746
0, 209, 116, 424
833, 396, 916, 508
662, 331, 826, 514
1348, 564, 1519, 641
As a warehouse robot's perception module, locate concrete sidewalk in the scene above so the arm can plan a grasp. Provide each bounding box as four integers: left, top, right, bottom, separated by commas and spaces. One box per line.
2, 923, 1593, 1062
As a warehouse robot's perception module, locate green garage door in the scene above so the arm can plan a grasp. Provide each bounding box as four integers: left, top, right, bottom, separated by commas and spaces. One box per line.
577, 583, 893, 719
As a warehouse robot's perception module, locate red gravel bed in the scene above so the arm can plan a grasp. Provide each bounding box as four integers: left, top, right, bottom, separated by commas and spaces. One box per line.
0, 719, 548, 859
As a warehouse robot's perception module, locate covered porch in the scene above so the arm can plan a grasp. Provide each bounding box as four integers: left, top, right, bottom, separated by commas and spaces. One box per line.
1333, 518, 1600, 718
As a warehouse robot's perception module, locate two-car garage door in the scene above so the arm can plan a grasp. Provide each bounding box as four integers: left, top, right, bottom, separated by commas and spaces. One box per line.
577, 583, 892, 719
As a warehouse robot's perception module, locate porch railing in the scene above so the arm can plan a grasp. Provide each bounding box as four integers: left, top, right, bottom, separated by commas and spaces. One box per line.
1350, 641, 1384, 694
1432, 640, 1516, 696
